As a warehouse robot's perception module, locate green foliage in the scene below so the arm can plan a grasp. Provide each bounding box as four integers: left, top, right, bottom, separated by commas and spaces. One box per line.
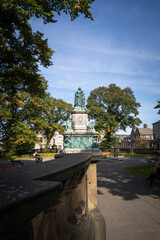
2, 122, 37, 153
154, 100, 160, 114
0, 0, 94, 97
0, 92, 72, 153
0, 0, 93, 153
41, 147, 52, 153
87, 84, 141, 149
135, 138, 149, 149
4, 150, 16, 159
24, 94, 73, 147
101, 132, 118, 151
0, 153, 57, 161
11, 122, 37, 149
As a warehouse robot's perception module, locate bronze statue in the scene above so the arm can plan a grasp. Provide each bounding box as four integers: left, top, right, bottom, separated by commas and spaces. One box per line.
74, 87, 85, 108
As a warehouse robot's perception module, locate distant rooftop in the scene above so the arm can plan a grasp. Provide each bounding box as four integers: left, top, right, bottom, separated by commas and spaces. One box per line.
137, 128, 153, 135
152, 120, 160, 125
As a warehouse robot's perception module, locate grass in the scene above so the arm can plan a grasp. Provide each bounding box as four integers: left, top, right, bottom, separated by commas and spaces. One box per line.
123, 164, 160, 186
102, 152, 160, 158
0, 153, 57, 161
123, 153, 160, 158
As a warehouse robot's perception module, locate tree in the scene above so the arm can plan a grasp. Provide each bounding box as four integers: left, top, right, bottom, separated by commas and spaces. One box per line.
0, 0, 94, 98
9, 122, 37, 153
154, 100, 160, 114
24, 95, 73, 148
87, 84, 141, 151
100, 132, 118, 152
135, 138, 149, 149
0, 91, 36, 153
0, 92, 72, 153
0, 0, 94, 153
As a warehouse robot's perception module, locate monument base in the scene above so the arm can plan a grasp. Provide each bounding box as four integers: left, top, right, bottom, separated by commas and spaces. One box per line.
65, 148, 101, 155
63, 87, 99, 155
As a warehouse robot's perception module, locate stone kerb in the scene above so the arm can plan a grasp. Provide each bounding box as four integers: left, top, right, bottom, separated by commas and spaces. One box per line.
0, 153, 105, 240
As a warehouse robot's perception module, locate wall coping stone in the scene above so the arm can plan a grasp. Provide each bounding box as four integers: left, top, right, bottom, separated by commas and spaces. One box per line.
0, 153, 92, 239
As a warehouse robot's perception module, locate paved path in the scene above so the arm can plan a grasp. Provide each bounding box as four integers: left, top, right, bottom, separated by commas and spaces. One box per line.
97, 157, 160, 240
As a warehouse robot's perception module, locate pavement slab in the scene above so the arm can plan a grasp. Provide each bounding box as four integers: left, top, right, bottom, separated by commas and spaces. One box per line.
97, 157, 160, 240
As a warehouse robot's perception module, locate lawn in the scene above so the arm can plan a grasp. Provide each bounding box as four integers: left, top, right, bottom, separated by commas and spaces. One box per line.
123, 153, 160, 158
102, 152, 160, 158
0, 153, 57, 161
123, 164, 160, 186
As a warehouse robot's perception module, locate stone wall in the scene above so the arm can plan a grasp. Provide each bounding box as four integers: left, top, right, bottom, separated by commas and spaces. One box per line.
116, 147, 160, 155
153, 121, 160, 140
0, 154, 105, 240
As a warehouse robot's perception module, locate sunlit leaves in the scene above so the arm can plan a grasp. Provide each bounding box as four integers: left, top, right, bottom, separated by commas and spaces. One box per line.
87, 84, 141, 132
10, 122, 37, 149
21, 94, 73, 147
0, 0, 94, 153
87, 84, 141, 150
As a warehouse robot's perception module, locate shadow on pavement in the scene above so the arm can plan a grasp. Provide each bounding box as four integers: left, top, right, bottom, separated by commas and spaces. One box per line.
97, 159, 160, 200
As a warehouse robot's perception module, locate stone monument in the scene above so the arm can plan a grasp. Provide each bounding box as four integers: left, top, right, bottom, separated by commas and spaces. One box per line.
63, 87, 99, 153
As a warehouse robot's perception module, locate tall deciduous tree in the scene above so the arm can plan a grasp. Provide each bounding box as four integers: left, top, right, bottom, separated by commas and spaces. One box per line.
87, 84, 141, 151
0, 0, 94, 96
0, 93, 72, 152
0, 0, 94, 153
24, 95, 73, 148
0, 0, 94, 97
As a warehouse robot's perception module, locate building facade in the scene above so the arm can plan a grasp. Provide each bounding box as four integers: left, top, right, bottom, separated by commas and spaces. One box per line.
117, 124, 153, 150
116, 135, 131, 149
35, 131, 64, 151
152, 120, 160, 149
130, 124, 153, 149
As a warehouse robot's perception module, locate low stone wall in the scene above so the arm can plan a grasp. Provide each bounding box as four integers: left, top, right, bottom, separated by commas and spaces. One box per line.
116, 148, 160, 155
0, 153, 105, 240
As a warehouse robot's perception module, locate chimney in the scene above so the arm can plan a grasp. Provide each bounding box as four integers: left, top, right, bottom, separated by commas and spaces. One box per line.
143, 124, 147, 128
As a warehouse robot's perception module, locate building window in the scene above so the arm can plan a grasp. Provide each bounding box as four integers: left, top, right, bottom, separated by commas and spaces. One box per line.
58, 145, 62, 150
58, 137, 62, 143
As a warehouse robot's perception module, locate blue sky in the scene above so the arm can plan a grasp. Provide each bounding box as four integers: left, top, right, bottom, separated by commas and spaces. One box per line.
31, 0, 160, 134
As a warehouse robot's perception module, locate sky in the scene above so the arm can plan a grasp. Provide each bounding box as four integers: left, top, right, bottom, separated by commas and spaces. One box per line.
31, 0, 160, 135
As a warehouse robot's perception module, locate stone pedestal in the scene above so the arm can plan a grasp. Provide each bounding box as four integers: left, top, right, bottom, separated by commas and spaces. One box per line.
64, 107, 100, 154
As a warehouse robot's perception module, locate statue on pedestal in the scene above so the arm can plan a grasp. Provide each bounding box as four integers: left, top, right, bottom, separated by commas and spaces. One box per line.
74, 87, 85, 108
64, 87, 99, 153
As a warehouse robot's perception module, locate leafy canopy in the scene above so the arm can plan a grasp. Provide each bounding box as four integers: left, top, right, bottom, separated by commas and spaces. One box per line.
0, 0, 94, 153
87, 84, 141, 151
0, 92, 73, 152
0, 0, 94, 97
24, 94, 73, 147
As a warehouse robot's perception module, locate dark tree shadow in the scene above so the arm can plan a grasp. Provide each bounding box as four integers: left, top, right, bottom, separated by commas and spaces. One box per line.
97, 159, 160, 200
